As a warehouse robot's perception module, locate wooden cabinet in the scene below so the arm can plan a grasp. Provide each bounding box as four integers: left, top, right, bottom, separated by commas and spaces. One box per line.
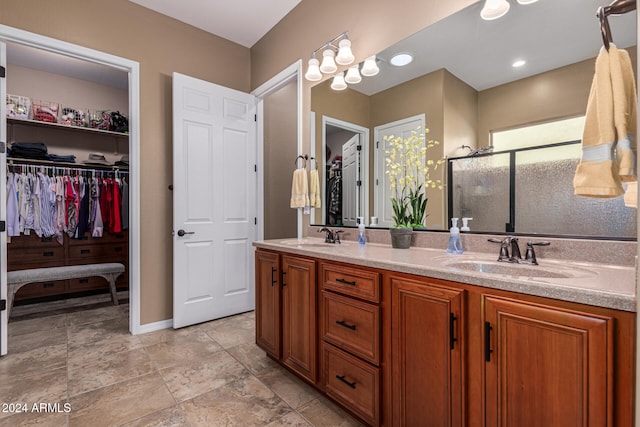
320, 261, 382, 426
8, 231, 129, 301
390, 275, 464, 427
254, 247, 635, 427
255, 250, 317, 384
483, 295, 613, 427
281, 254, 317, 383
255, 250, 281, 359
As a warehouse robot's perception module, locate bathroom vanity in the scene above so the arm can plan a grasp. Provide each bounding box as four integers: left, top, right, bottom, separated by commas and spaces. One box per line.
253, 237, 635, 427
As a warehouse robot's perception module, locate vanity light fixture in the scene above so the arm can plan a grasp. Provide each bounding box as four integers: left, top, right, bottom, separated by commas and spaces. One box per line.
390, 52, 414, 67
361, 55, 380, 77
304, 32, 355, 82
331, 72, 348, 90
481, 0, 538, 21
344, 65, 362, 84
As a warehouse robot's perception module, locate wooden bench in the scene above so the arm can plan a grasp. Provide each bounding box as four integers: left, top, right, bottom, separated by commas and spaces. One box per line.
7, 263, 125, 318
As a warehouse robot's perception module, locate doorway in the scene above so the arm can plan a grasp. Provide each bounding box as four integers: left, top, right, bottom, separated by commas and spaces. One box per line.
0, 25, 140, 355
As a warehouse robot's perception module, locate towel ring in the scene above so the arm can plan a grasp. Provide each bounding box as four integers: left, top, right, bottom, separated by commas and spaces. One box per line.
294, 154, 308, 169
598, 7, 613, 51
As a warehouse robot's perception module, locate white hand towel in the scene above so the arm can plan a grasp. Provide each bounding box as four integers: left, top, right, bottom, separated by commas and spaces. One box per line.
309, 169, 321, 208
290, 169, 309, 208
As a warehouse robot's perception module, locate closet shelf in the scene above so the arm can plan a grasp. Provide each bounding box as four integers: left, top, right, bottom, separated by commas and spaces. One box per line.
7, 117, 129, 138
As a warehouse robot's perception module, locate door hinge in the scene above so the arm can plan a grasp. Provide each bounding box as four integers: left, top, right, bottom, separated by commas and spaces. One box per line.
376, 141, 379, 149
0, 299, 6, 311
254, 217, 257, 225
356, 180, 362, 187
0, 142, 5, 154
357, 145, 362, 151
254, 114, 257, 122
376, 179, 379, 186
0, 66, 5, 78
0, 221, 5, 232
254, 164, 257, 172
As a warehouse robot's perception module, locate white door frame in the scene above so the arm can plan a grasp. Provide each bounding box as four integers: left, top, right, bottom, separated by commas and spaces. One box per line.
321, 116, 370, 226
0, 25, 142, 336
252, 61, 302, 239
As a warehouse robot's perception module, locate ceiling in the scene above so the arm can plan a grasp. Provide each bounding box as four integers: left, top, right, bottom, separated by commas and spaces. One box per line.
128, 0, 301, 48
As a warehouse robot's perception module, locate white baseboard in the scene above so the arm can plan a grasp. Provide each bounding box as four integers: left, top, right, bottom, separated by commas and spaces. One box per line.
135, 318, 173, 335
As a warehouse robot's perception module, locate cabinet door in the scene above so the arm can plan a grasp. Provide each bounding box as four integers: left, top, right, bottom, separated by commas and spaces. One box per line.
483, 296, 613, 427
282, 254, 317, 383
255, 250, 281, 359
391, 277, 464, 427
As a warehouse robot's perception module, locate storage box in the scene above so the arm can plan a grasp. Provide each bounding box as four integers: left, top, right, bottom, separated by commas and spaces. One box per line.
87, 109, 110, 130
6, 94, 31, 119
31, 100, 59, 123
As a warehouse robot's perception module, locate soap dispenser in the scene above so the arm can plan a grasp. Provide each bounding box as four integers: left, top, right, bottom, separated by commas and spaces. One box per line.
446, 218, 463, 254
461, 217, 473, 232
358, 222, 366, 246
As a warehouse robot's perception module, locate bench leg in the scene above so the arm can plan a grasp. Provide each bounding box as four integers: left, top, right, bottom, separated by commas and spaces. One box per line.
98, 274, 120, 306
7, 283, 26, 319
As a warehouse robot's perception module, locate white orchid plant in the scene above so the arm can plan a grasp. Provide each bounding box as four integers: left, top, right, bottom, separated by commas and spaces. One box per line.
385, 127, 443, 228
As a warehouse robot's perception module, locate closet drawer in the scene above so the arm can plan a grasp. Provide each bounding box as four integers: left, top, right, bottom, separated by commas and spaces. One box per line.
321, 262, 381, 303
14, 280, 67, 300
8, 246, 65, 266
322, 342, 380, 426
68, 276, 115, 292
321, 291, 380, 364
8, 234, 60, 249
68, 243, 128, 260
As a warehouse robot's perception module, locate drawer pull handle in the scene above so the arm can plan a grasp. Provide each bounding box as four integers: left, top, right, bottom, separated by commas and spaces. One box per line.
271, 267, 277, 286
81, 249, 91, 254
114, 247, 123, 252
336, 320, 356, 331
43, 251, 54, 257
80, 279, 89, 284
336, 278, 356, 286
43, 282, 54, 288
336, 375, 356, 389
116, 234, 124, 238
484, 322, 493, 362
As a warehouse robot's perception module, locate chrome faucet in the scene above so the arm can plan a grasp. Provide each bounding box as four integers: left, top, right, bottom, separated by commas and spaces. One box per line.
319, 227, 343, 244
488, 237, 550, 264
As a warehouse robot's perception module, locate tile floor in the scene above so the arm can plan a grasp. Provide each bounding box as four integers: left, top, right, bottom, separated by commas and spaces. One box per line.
0, 293, 363, 427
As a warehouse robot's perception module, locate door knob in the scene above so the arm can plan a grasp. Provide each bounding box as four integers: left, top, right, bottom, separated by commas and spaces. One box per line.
177, 229, 195, 237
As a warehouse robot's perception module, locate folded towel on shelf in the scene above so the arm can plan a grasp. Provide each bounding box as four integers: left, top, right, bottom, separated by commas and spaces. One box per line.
290, 168, 309, 209
574, 45, 637, 197
309, 169, 321, 208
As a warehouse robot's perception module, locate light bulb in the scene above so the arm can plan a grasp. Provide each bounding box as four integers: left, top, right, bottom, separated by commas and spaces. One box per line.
517, 0, 538, 4
336, 39, 355, 65
331, 72, 347, 91
344, 65, 362, 84
304, 57, 322, 81
480, 0, 510, 20
361, 55, 379, 77
320, 49, 337, 74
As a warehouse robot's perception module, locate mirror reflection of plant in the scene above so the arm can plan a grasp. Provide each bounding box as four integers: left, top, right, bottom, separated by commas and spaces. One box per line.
385, 127, 443, 228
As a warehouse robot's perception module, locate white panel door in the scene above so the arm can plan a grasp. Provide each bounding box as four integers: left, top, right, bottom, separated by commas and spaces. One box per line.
172, 72, 256, 328
341, 134, 360, 227
374, 115, 425, 228
0, 42, 6, 356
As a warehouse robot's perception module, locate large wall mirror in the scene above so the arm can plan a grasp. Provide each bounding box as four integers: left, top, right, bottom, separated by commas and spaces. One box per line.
310, 0, 637, 239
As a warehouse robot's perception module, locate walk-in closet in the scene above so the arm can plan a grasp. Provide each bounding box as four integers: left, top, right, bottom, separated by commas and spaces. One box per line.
4, 42, 131, 331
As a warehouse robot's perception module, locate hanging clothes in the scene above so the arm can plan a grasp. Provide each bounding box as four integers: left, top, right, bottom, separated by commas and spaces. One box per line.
6, 172, 20, 237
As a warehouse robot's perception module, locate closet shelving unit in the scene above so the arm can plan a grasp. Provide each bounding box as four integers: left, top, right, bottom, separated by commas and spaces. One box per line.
6, 115, 130, 305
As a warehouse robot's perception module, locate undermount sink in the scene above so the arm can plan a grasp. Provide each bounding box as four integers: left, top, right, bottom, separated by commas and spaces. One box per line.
279, 238, 338, 247
441, 259, 597, 279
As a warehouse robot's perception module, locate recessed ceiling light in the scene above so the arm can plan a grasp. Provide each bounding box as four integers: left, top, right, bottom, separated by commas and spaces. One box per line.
512, 60, 526, 68
390, 53, 413, 67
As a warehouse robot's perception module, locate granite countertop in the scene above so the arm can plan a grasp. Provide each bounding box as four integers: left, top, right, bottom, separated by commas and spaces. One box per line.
253, 238, 637, 312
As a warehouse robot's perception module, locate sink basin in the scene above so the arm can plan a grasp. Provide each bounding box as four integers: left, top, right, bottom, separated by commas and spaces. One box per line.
441, 259, 597, 279
279, 238, 338, 248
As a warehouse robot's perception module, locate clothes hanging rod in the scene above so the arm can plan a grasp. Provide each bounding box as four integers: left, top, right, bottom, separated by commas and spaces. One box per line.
7, 157, 128, 172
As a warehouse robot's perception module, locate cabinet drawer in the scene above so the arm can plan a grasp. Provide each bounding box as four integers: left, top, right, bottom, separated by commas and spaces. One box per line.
8, 246, 65, 266
321, 291, 380, 364
68, 276, 113, 292
14, 280, 66, 300
69, 231, 128, 245
8, 233, 60, 249
321, 263, 381, 302
68, 244, 128, 260
322, 342, 380, 426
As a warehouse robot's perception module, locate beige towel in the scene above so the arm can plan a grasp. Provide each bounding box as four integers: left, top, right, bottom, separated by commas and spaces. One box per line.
573, 46, 622, 197
609, 46, 637, 181
624, 181, 637, 208
290, 168, 309, 208
309, 169, 321, 208
574, 45, 637, 198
